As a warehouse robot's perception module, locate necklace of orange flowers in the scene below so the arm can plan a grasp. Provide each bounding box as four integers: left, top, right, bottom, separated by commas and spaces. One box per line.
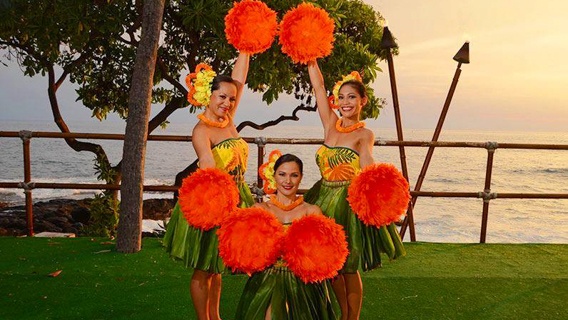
270, 195, 304, 211
335, 118, 365, 133
197, 113, 229, 128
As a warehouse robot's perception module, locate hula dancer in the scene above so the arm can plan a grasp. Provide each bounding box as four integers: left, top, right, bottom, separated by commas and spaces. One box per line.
163, 52, 254, 320
164, 1, 280, 318
305, 60, 408, 320
218, 152, 348, 319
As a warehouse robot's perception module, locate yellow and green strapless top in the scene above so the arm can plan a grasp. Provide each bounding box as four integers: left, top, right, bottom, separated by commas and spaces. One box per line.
315, 144, 361, 182
210, 137, 249, 183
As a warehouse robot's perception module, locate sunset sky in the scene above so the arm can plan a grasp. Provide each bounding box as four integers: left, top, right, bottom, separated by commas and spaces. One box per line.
1, 1, 567, 132
370, 0, 568, 132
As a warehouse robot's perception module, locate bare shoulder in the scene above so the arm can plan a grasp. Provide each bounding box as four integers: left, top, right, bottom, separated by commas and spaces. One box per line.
254, 202, 270, 210
302, 202, 323, 216
191, 124, 213, 153
192, 122, 207, 136
360, 127, 375, 141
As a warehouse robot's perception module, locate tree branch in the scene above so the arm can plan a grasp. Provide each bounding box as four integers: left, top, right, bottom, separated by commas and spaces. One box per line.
156, 57, 186, 94
236, 103, 317, 132
55, 48, 94, 90
46, 64, 115, 184
148, 96, 185, 132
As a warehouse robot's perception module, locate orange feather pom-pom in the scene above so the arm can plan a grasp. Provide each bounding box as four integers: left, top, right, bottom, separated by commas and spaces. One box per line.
225, 0, 278, 54
282, 214, 348, 283
178, 168, 240, 230
279, 3, 335, 64
347, 163, 410, 227
217, 207, 284, 274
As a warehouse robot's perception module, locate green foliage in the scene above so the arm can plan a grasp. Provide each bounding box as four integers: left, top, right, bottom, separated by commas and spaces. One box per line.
0, 0, 395, 122
89, 149, 120, 237
93, 151, 118, 184
83, 193, 119, 238
159, 120, 170, 129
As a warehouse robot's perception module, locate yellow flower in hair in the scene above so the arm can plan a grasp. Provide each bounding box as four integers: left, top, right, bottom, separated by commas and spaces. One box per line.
329, 71, 363, 109
185, 63, 217, 107
258, 149, 283, 194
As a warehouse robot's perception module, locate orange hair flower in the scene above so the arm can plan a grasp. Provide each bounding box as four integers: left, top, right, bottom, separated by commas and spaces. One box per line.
178, 168, 239, 230
217, 207, 285, 274
282, 214, 348, 283
225, 0, 278, 54
279, 3, 335, 64
258, 149, 283, 194
329, 71, 363, 109
347, 163, 410, 227
185, 63, 216, 107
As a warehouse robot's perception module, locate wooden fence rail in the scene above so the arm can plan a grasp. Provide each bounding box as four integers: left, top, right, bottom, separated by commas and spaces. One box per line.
1, 130, 567, 242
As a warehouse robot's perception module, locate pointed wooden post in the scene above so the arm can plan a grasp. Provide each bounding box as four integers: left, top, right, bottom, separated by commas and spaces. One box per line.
400, 42, 470, 239
381, 26, 416, 241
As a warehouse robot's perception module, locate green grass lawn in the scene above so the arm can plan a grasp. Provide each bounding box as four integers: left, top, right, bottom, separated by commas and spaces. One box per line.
1, 237, 566, 319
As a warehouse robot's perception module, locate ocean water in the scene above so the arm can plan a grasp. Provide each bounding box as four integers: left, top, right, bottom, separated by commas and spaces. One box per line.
1, 120, 567, 244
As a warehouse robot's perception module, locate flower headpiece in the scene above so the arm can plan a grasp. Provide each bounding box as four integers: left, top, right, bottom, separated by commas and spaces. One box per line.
185, 63, 216, 107
328, 71, 363, 109
258, 149, 283, 194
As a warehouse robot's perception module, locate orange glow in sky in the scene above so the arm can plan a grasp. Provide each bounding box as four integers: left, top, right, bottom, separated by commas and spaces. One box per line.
370, 0, 568, 131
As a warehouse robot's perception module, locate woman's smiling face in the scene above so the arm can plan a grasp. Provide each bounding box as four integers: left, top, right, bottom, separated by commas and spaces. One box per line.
208, 81, 237, 119
275, 161, 303, 197
337, 84, 367, 118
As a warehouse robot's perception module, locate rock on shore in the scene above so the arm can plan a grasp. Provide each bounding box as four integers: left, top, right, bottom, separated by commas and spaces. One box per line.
0, 198, 175, 237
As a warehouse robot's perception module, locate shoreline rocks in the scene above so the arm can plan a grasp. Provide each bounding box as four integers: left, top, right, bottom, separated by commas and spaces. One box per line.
0, 198, 175, 237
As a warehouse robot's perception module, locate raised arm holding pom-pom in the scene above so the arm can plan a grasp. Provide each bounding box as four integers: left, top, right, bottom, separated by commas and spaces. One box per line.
307, 60, 375, 169
192, 52, 250, 170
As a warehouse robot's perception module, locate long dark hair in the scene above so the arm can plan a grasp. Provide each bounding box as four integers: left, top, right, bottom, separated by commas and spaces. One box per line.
274, 153, 303, 174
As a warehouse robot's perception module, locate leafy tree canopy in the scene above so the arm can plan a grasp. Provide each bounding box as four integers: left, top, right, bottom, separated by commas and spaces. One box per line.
1, 0, 394, 123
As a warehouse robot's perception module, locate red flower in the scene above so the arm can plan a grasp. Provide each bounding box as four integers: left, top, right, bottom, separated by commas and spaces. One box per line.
225, 0, 278, 54
279, 3, 335, 64
217, 207, 284, 274
348, 163, 410, 227
178, 168, 239, 230
283, 214, 348, 283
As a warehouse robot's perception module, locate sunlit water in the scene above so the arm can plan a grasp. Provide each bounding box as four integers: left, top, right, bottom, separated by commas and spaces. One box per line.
1, 120, 567, 243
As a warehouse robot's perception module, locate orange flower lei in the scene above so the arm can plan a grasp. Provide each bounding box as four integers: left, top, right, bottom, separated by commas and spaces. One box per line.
197, 113, 229, 128
335, 119, 365, 133
185, 63, 216, 107
270, 195, 304, 211
328, 71, 363, 109
258, 149, 283, 194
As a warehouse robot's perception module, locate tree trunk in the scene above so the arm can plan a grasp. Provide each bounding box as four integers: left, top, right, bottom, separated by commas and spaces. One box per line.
117, 0, 165, 253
